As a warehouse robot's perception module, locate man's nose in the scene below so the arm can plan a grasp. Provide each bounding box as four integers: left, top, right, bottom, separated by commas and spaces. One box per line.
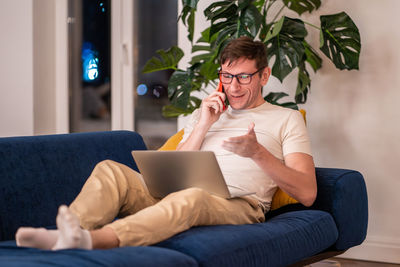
230, 76, 241, 90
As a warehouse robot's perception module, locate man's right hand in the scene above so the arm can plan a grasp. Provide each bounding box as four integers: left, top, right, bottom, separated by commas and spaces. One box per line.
198, 90, 226, 129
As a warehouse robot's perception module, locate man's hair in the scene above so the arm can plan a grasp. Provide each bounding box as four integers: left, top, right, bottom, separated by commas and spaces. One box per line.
220, 36, 268, 71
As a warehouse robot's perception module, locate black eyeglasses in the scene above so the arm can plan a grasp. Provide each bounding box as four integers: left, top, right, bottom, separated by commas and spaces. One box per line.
218, 68, 264, 85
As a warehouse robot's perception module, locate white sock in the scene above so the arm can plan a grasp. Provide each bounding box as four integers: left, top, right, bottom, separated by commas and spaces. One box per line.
16, 228, 59, 250
52, 205, 92, 250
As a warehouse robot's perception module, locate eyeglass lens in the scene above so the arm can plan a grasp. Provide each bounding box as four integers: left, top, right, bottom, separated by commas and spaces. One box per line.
219, 73, 252, 84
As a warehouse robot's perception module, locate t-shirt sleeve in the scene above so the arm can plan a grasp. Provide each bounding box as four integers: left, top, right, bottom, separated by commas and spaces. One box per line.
179, 108, 201, 144
282, 110, 312, 157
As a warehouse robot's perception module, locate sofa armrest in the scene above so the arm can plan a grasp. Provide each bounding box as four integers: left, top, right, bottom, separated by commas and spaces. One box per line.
312, 167, 368, 250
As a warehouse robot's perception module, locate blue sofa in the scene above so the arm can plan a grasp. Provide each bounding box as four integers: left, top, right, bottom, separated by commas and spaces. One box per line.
0, 131, 368, 266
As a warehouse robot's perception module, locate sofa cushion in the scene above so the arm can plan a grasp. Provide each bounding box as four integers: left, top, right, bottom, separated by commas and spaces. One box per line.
0, 242, 198, 267
155, 210, 338, 267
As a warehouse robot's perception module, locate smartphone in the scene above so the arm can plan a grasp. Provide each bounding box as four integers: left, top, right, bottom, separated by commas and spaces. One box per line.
217, 83, 229, 110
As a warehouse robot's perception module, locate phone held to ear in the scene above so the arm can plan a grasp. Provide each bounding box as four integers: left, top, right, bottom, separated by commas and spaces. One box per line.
218, 83, 229, 111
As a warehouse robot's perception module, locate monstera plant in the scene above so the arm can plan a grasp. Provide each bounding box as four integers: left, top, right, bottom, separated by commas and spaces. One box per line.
143, 0, 361, 117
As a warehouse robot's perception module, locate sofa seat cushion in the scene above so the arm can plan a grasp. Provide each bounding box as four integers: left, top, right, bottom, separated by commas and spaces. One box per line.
0, 242, 198, 267
155, 210, 338, 267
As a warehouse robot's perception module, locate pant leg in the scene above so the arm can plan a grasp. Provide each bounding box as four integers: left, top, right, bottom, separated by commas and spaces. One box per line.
106, 187, 265, 247
69, 160, 158, 230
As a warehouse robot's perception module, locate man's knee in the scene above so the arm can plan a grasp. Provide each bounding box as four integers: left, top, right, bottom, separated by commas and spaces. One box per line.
95, 159, 119, 169
94, 160, 135, 177
91, 160, 133, 186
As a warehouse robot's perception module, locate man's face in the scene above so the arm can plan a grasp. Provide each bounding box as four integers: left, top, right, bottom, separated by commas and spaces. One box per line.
220, 58, 271, 110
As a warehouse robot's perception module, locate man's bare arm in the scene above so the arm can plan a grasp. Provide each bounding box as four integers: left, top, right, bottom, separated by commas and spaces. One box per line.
252, 150, 316, 207
222, 123, 317, 206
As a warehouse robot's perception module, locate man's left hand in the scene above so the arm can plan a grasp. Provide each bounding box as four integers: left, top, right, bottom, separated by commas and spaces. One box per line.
222, 122, 262, 158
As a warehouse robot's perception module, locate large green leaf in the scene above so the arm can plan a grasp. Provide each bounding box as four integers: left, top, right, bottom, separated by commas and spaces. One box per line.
265, 16, 307, 82
142, 46, 184, 73
178, 0, 199, 23
190, 44, 219, 67
178, 0, 199, 42
282, 0, 321, 15
264, 92, 299, 110
295, 62, 310, 104
192, 45, 212, 53
204, 1, 236, 21
204, 1, 238, 41
253, 0, 267, 10
320, 12, 361, 70
162, 95, 201, 118
187, 10, 195, 42
259, 6, 271, 41
238, 4, 263, 37
181, 0, 199, 9
214, 24, 237, 49
178, 5, 191, 25
190, 53, 213, 65
167, 69, 195, 109
303, 40, 322, 72
162, 105, 193, 118
199, 60, 219, 81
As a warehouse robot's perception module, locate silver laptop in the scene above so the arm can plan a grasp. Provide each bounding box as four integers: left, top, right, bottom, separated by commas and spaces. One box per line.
131, 150, 254, 199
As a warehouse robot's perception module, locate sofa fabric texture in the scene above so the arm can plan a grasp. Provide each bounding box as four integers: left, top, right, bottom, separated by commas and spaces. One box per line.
312, 168, 368, 250
157, 210, 338, 267
0, 131, 368, 267
0, 244, 197, 267
0, 131, 146, 241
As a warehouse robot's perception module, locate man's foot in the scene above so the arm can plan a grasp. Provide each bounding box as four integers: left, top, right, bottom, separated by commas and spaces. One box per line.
52, 205, 92, 250
16, 227, 58, 250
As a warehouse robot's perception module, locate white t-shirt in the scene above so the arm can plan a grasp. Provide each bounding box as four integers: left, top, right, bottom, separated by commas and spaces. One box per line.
180, 102, 312, 211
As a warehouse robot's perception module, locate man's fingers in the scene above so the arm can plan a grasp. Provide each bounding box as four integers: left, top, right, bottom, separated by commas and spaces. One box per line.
210, 91, 226, 100
225, 136, 244, 143
221, 141, 236, 152
204, 97, 222, 113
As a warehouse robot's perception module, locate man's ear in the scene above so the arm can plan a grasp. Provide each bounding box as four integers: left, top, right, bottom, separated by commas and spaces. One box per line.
260, 67, 271, 86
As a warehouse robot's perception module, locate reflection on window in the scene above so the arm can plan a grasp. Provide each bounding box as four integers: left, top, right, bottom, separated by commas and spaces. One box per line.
82, 42, 99, 82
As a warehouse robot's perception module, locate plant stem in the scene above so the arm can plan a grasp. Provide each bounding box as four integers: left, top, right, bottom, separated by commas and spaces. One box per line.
303, 21, 320, 30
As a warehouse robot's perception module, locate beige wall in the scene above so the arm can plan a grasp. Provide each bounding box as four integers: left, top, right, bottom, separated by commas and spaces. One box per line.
304, 1, 400, 263
178, 0, 400, 263
0, 0, 132, 137
0, 0, 67, 137
0, 0, 34, 137
33, 0, 56, 134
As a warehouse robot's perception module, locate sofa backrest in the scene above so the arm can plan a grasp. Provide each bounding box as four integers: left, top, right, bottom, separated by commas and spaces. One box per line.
0, 131, 147, 241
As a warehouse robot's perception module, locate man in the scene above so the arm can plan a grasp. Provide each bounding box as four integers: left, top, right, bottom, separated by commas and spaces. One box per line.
16, 36, 316, 250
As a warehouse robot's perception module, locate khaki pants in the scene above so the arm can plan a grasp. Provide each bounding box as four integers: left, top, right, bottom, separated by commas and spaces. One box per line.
69, 160, 265, 247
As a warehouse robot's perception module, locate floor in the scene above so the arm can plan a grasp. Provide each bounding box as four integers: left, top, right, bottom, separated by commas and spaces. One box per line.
311, 258, 400, 267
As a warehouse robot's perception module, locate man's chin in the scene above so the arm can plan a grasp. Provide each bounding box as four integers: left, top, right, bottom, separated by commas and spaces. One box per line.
230, 102, 246, 110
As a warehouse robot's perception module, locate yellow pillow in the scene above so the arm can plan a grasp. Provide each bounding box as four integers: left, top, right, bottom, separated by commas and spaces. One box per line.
299, 109, 306, 125
158, 129, 184, 151
270, 188, 298, 210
